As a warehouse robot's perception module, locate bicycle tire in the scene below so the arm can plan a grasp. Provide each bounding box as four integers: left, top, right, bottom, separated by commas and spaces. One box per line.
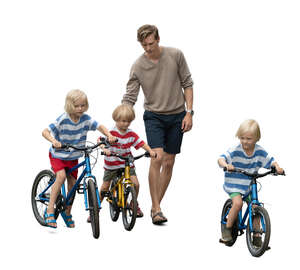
109, 179, 120, 222
246, 206, 271, 257
87, 178, 100, 239
122, 185, 137, 231
221, 199, 239, 246
31, 170, 57, 226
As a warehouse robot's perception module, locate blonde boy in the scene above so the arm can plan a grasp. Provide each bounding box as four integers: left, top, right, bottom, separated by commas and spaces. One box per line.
100, 104, 156, 217
218, 119, 284, 243
42, 89, 115, 228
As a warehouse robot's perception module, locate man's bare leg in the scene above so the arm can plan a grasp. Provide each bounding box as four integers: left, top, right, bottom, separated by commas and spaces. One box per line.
149, 148, 175, 223
158, 153, 175, 203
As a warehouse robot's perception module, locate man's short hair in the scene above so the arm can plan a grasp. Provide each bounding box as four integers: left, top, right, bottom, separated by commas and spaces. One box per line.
137, 24, 159, 42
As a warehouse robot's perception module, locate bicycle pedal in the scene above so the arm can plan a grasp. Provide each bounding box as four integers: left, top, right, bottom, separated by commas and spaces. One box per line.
106, 198, 112, 203
101, 191, 110, 198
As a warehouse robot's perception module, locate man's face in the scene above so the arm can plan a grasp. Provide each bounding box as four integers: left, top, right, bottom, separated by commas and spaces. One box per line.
141, 33, 160, 57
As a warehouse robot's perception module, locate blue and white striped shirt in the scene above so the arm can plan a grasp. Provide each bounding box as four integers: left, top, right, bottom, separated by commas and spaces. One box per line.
220, 144, 274, 195
49, 113, 99, 160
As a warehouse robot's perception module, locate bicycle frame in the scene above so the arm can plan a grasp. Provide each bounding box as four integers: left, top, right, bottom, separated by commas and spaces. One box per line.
220, 166, 285, 256
39, 152, 101, 214
108, 164, 134, 208
221, 172, 268, 234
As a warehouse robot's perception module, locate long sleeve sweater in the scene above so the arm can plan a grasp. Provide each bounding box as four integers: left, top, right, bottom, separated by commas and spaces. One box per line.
122, 47, 193, 115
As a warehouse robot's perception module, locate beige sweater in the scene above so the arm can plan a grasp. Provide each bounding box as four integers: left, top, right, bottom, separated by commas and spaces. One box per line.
122, 47, 193, 114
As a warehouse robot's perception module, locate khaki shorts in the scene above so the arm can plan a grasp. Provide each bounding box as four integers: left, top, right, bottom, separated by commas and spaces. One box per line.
103, 168, 136, 182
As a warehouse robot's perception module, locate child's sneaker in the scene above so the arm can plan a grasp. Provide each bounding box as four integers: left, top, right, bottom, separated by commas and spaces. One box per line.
253, 236, 262, 247
136, 203, 144, 218
220, 226, 233, 243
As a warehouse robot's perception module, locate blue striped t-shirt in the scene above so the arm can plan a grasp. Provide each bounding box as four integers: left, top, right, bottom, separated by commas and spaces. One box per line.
49, 113, 99, 160
220, 144, 274, 195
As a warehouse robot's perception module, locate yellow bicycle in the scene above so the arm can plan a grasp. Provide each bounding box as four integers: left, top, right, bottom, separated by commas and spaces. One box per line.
102, 151, 150, 231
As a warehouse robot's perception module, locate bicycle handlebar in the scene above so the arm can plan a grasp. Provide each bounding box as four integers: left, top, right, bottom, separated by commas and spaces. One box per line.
223, 166, 285, 178
101, 151, 152, 161
56, 137, 115, 152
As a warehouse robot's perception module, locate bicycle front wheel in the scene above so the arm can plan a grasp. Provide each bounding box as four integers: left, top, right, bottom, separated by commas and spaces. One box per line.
246, 206, 271, 257
87, 179, 100, 239
122, 185, 137, 231
31, 170, 55, 226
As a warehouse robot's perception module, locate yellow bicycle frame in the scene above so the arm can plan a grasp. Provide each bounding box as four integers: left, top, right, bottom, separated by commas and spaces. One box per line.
107, 165, 134, 209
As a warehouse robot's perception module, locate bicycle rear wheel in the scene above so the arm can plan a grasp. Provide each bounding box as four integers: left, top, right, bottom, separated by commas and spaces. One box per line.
122, 185, 137, 231
87, 179, 100, 239
109, 179, 120, 222
31, 170, 56, 226
246, 206, 271, 257
221, 199, 239, 246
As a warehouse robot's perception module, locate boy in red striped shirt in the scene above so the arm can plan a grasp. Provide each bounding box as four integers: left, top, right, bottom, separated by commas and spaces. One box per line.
100, 104, 156, 217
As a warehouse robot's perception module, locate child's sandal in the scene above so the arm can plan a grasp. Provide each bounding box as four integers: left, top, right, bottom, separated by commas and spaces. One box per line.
61, 212, 75, 228
44, 210, 57, 229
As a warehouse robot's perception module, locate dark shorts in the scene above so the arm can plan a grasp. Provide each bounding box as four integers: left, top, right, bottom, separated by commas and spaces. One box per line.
49, 153, 78, 179
143, 110, 186, 154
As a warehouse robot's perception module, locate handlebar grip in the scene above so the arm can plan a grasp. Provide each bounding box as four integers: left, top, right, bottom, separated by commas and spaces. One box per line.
99, 137, 118, 145
100, 136, 118, 142
223, 167, 238, 173
144, 152, 157, 158
60, 144, 69, 149
271, 166, 286, 176
270, 166, 276, 174
52, 143, 69, 149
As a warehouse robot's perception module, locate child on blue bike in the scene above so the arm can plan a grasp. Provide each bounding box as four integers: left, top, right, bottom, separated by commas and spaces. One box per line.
218, 119, 284, 244
42, 89, 115, 228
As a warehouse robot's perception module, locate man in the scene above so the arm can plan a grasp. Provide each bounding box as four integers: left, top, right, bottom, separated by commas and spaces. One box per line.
122, 24, 194, 225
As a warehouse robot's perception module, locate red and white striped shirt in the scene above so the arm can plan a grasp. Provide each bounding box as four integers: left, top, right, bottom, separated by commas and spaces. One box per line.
104, 126, 145, 170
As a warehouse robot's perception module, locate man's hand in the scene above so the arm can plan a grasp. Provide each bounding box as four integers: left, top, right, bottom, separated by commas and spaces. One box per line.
181, 113, 193, 132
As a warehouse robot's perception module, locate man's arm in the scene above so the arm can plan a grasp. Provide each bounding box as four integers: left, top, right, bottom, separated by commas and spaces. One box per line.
184, 87, 193, 112
181, 87, 193, 132
122, 68, 140, 106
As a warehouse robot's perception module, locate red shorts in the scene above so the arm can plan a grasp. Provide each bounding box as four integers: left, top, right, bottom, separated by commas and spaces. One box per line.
49, 153, 78, 179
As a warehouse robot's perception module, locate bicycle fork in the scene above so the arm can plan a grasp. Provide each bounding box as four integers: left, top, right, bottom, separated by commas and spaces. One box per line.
119, 166, 134, 208
83, 177, 102, 211
248, 180, 266, 234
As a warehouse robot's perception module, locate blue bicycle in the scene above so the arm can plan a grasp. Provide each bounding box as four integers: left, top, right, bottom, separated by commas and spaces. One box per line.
220, 166, 285, 257
31, 140, 106, 239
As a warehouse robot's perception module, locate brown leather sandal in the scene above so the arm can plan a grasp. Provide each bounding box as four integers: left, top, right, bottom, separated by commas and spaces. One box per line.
151, 211, 168, 225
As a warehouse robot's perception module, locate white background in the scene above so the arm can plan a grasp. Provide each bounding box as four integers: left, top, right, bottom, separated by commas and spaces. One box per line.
1, 0, 299, 269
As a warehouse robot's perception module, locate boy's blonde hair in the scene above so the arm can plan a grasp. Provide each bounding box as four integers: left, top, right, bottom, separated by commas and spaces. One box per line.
236, 119, 261, 142
64, 89, 89, 114
112, 104, 135, 122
